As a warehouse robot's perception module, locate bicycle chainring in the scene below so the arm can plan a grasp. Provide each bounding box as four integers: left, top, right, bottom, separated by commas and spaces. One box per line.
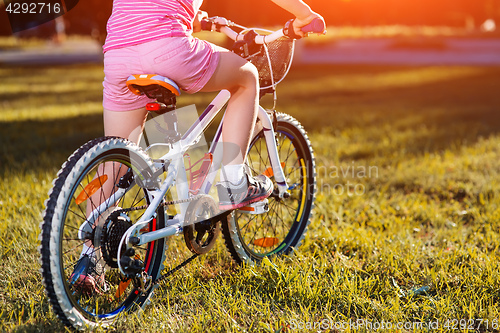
183, 195, 220, 255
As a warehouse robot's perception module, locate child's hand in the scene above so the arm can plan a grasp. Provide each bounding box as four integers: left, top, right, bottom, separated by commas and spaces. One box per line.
193, 10, 209, 33
293, 13, 325, 37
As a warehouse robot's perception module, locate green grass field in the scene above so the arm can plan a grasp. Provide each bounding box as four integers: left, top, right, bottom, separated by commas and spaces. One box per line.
1, 62, 500, 332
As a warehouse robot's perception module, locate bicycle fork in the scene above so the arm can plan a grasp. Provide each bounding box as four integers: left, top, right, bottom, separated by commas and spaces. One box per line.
256, 106, 289, 198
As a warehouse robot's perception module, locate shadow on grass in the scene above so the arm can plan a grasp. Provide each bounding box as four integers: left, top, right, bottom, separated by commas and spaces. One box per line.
285, 64, 500, 160
0, 88, 103, 105
2, 64, 500, 173
0, 114, 104, 174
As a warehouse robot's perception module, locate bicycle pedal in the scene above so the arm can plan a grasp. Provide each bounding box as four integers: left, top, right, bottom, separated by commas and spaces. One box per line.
238, 199, 269, 214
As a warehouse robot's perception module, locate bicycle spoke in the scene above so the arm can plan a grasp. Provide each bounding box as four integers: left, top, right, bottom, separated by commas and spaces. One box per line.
228, 115, 315, 260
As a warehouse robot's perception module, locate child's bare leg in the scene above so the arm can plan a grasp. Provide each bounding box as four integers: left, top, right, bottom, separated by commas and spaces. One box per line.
81, 107, 150, 257
200, 50, 272, 209
85, 107, 148, 216
103, 107, 149, 143
200, 51, 259, 167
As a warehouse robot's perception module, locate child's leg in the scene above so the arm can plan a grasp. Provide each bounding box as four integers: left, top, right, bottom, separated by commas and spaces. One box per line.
103, 107, 149, 143
200, 50, 273, 209
84, 107, 149, 223
199, 51, 259, 167
79, 107, 149, 267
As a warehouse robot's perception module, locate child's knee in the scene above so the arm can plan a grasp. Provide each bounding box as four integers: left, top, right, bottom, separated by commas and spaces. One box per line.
240, 62, 259, 89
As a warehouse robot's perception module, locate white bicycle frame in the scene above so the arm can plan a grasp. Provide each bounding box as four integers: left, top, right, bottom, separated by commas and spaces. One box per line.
79, 20, 292, 276
114, 96, 288, 274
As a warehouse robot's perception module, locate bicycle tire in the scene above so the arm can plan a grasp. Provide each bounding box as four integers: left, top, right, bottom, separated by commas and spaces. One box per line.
39, 137, 166, 330
222, 113, 316, 264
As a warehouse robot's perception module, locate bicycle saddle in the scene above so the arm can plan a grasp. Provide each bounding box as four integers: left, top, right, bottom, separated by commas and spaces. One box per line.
126, 74, 180, 104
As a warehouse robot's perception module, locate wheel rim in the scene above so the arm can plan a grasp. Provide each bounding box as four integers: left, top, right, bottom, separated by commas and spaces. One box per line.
234, 125, 311, 258
58, 153, 159, 320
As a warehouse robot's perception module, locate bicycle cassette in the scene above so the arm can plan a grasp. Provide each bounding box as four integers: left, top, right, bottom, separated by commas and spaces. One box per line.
101, 210, 132, 268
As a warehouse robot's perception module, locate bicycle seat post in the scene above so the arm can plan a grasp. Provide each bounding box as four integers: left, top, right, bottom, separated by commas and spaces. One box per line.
160, 110, 181, 144
126, 74, 183, 144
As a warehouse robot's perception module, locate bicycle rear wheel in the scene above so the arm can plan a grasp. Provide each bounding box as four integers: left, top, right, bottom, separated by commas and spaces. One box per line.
39, 137, 166, 330
222, 113, 316, 264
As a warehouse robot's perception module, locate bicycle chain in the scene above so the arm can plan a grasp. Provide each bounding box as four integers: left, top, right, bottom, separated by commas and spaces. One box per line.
155, 253, 199, 285
115, 196, 200, 214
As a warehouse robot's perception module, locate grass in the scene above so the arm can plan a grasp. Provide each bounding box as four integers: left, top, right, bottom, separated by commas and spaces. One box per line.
1, 62, 500, 332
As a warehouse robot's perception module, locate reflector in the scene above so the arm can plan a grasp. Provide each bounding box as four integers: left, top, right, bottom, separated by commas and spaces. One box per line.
263, 162, 286, 178
146, 103, 161, 111
253, 237, 279, 248
75, 175, 108, 205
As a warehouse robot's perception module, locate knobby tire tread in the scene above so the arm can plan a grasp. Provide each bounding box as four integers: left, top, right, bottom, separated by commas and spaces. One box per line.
40, 136, 117, 328
39, 136, 165, 330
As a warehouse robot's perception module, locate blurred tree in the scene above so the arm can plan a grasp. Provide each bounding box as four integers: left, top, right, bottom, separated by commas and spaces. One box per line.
0, 0, 498, 37
62, 0, 112, 43
203, 0, 494, 27
0, 0, 112, 41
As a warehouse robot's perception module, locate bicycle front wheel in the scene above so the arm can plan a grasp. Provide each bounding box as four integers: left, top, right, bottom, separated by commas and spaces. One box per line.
39, 137, 166, 330
222, 113, 316, 264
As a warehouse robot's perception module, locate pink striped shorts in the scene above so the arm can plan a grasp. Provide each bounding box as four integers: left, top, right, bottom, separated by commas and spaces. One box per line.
103, 36, 222, 111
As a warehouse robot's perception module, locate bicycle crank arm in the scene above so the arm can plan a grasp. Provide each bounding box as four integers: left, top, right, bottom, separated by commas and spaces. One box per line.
133, 210, 232, 247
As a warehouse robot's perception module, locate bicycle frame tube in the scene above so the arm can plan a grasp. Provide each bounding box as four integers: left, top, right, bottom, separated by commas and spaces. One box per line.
181, 90, 231, 149
135, 106, 290, 247
199, 115, 225, 195
200, 106, 289, 197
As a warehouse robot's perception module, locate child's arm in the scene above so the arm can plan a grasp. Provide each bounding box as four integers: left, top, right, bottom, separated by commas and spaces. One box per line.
270, 0, 325, 36
193, 10, 209, 33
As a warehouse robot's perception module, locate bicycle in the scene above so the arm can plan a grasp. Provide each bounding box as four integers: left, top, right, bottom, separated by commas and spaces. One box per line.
39, 16, 325, 329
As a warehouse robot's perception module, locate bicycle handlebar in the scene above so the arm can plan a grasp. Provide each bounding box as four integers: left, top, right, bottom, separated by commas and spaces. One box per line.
301, 18, 326, 34
201, 17, 326, 45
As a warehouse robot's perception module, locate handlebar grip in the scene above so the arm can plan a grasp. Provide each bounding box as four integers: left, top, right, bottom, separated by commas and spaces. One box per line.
301, 18, 326, 34
200, 19, 213, 31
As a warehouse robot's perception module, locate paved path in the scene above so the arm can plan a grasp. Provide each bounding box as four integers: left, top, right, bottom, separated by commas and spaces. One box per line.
0, 39, 102, 65
297, 38, 500, 65
1, 38, 500, 66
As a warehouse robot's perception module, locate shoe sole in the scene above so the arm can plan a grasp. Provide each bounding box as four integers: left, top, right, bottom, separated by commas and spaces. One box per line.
219, 188, 272, 211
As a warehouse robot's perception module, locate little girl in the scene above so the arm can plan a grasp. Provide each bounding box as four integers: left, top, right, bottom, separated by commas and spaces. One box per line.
72, 0, 324, 293
102, 0, 324, 210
